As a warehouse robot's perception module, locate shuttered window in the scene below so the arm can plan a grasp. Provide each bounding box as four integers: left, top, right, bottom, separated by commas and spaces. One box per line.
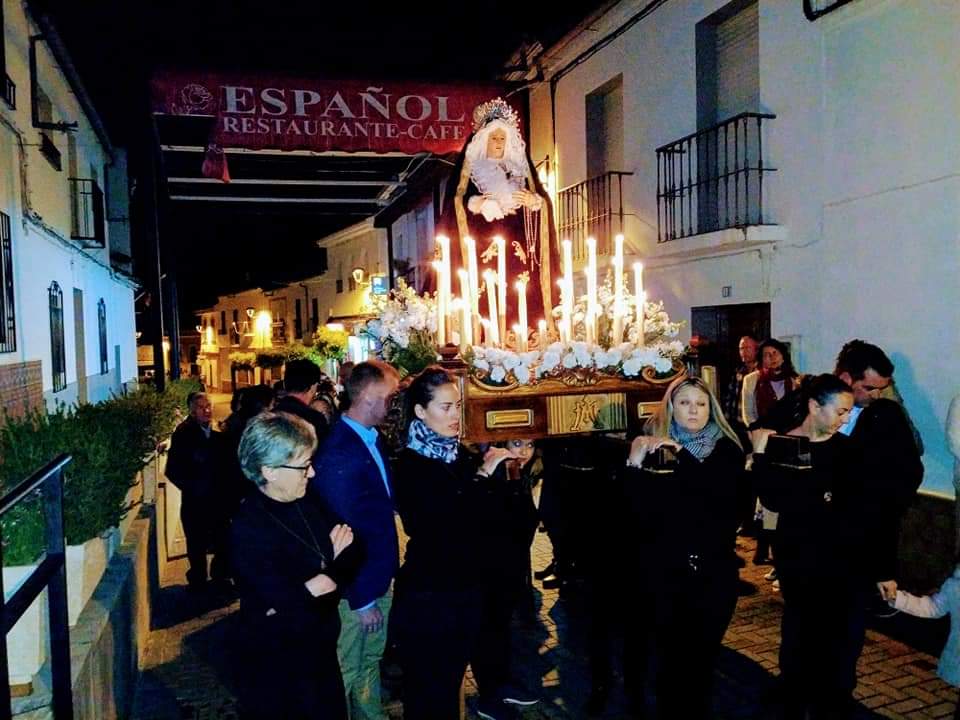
715, 1, 759, 122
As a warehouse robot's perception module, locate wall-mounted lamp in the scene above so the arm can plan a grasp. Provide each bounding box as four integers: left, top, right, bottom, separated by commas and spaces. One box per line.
246, 307, 256, 319
352, 267, 366, 285
195, 324, 203, 333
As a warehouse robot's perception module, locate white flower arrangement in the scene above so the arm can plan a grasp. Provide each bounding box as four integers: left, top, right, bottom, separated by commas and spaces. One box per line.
357, 280, 439, 376
466, 337, 685, 387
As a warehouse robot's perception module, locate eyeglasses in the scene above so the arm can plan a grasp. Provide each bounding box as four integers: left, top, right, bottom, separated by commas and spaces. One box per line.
276, 463, 312, 477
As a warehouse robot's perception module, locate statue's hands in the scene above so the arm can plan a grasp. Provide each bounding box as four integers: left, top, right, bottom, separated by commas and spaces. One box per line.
512, 189, 542, 210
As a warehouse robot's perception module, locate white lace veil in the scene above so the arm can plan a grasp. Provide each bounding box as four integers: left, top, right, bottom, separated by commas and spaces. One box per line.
464, 119, 530, 195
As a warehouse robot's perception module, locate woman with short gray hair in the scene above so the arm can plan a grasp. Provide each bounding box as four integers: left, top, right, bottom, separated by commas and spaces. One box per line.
230, 412, 355, 719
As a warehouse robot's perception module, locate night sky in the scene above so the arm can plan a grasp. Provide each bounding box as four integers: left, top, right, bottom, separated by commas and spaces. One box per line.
39, 0, 602, 320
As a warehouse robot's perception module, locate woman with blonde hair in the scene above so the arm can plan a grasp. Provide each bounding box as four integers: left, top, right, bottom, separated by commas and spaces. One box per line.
623, 375, 748, 719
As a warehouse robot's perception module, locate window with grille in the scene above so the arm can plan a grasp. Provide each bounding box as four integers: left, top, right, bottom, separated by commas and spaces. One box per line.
98, 299, 108, 374
0, 211, 14, 352
294, 299, 303, 339
49, 282, 66, 391
220, 310, 226, 335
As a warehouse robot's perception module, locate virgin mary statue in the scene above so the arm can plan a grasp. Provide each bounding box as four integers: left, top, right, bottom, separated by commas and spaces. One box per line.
438, 98, 559, 335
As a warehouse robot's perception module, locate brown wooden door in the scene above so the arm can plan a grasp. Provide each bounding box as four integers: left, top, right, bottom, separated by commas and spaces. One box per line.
691, 302, 769, 395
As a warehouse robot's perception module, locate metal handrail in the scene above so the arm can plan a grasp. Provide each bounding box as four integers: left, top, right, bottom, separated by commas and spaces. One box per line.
0, 453, 74, 719
655, 112, 776, 153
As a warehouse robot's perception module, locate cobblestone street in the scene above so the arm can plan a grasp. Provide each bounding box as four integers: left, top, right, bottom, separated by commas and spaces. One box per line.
130, 517, 958, 720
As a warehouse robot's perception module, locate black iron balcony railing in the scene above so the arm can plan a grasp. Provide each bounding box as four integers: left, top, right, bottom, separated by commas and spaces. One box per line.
656, 112, 776, 242
69, 178, 106, 248
0, 454, 74, 720
557, 171, 633, 261
272, 318, 287, 344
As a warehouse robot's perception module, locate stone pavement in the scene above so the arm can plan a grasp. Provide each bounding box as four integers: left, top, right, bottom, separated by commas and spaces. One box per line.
131, 529, 958, 720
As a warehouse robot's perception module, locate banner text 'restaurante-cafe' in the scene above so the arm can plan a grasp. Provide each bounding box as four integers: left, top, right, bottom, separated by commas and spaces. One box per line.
151, 72, 516, 156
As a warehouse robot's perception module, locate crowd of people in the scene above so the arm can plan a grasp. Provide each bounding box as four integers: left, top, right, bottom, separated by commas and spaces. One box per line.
163, 337, 955, 720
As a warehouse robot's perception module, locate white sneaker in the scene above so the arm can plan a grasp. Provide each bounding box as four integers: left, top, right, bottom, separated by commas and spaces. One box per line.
763, 568, 778, 582
772, 579, 780, 592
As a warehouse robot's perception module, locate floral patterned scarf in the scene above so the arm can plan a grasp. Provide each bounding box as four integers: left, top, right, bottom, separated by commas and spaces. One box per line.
407, 419, 459, 464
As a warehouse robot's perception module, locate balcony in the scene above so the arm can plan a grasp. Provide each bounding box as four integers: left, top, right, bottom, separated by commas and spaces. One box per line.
272, 318, 287, 344
69, 178, 106, 248
557, 171, 633, 262
656, 112, 776, 242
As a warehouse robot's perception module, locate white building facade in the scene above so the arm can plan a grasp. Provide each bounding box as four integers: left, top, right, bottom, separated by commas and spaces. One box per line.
523, 0, 959, 494
0, 0, 136, 413
196, 219, 388, 391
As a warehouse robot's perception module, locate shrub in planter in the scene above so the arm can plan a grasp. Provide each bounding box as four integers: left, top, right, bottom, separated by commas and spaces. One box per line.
0, 379, 200, 565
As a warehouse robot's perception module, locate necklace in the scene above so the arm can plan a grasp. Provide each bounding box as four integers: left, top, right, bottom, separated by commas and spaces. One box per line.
261, 497, 328, 567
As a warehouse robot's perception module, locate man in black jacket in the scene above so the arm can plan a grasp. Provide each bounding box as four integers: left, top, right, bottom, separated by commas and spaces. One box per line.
832, 340, 924, 601
275, 358, 329, 447
165, 392, 230, 589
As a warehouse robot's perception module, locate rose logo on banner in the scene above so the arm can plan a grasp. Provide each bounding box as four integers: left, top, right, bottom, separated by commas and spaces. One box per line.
179, 84, 215, 115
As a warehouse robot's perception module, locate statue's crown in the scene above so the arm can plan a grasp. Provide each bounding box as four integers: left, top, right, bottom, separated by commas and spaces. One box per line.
472, 98, 520, 133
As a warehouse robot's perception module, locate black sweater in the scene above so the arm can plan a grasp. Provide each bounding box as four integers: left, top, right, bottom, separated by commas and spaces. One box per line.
754, 433, 864, 585
230, 491, 357, 643
624, 437, 748, 579
393, 447, 498, 592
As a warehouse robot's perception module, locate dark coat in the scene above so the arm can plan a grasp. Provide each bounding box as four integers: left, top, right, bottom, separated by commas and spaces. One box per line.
165, 417, 224, 501
392, 446, 495, 592
755, 433, 863, 586
310, 419, 398, 610
230, 490, 355, 719
624, 437, 749, 583
849, 399, 924, 580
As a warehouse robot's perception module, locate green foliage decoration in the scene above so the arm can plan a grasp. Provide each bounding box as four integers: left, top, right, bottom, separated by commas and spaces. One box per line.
0, 378, 201, 565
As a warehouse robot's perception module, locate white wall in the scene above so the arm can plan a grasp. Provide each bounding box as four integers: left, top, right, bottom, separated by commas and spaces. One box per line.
0, 0, 137, 406
532, 0, 960, 493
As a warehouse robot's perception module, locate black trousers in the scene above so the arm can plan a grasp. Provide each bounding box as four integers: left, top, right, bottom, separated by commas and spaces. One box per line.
652, 566, 738, 720
393, 588, 482, 719
472, 580, 522, 700
180, 495, 229, 586
779, 574, 867, 719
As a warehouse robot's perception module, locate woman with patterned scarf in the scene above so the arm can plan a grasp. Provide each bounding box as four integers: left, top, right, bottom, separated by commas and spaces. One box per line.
623, 376, 748, 719
391, 366, 530, 720
741, 338, 801, 567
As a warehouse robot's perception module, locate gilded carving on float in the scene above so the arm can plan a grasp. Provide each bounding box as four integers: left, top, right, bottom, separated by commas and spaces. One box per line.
547, 393, 628, 435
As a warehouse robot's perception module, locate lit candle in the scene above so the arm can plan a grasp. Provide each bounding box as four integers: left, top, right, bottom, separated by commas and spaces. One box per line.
432, 259, 445, 346
457, 269, 473, 347
515, 278, 528, 352
613, 234, 624, 345
479, 318, 492, 349
586, 237, 598, 345
483, 270, 500, 346
495, 236, 507, 341
465, 236, 480, 341
437, 236, 452, 344
633, 262, 644, 347
450, 297, 465, 350
538, 319, 547, 349
562, 239, 574, 344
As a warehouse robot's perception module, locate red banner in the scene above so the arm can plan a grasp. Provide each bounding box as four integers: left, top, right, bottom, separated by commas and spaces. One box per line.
151, 72, 517, 156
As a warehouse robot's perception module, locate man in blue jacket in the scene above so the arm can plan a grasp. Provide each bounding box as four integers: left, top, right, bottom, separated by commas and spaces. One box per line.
311, 360, 400, 720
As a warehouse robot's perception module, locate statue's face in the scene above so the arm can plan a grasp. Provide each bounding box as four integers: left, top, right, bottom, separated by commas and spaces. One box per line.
486, 128, 507, 160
